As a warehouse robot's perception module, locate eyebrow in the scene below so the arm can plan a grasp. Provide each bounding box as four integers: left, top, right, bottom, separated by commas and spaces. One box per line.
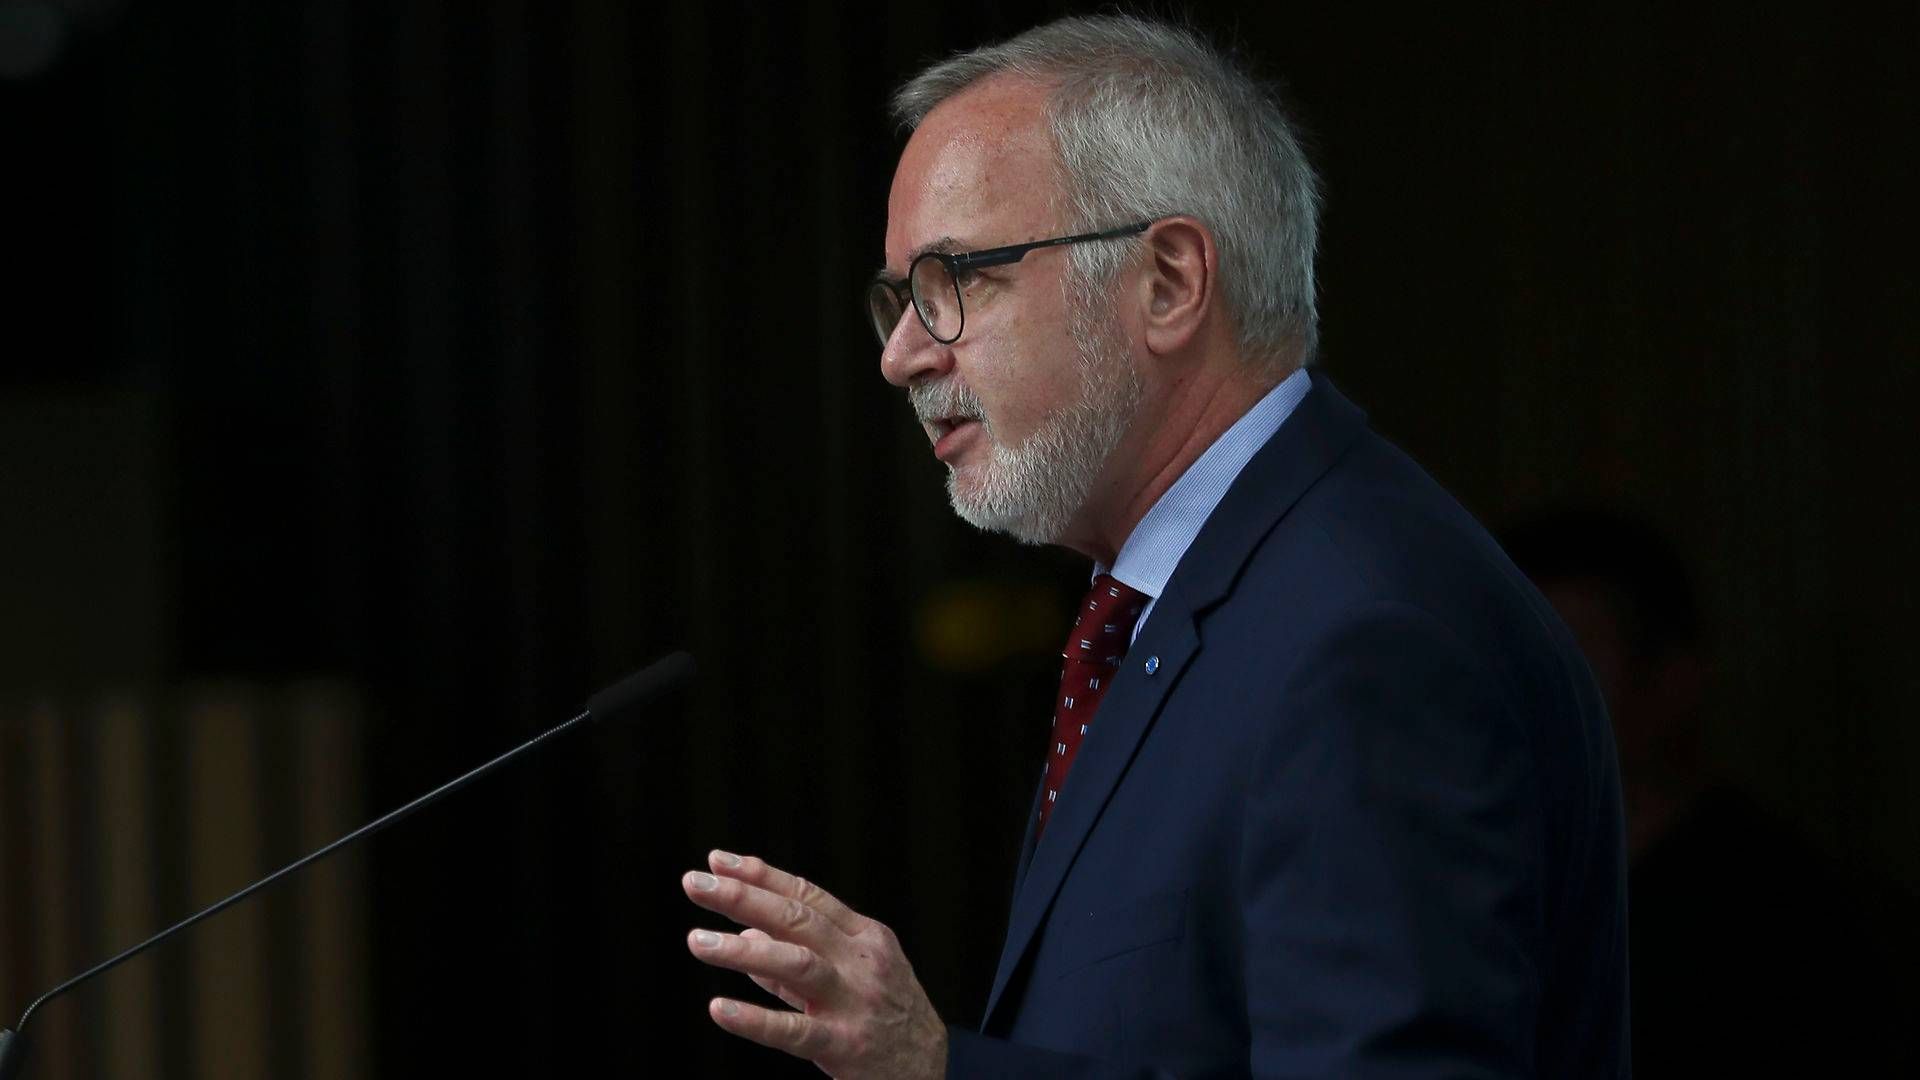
875, 235, 967, 281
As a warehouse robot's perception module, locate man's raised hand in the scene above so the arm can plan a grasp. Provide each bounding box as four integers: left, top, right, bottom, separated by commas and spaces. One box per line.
683, 850, 947, 1079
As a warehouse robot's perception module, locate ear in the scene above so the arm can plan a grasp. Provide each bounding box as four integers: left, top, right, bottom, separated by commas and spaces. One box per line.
1135, 216, 1216, 356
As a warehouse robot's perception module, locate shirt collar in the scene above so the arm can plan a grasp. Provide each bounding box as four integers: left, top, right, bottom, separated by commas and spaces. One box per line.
1097, 367, 1313, 599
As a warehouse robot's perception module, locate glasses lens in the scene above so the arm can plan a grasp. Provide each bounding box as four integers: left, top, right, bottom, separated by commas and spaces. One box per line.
866, 281, 905, 346
910, 256, 963, 343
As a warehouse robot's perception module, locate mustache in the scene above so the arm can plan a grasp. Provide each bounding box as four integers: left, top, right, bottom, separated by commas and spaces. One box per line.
909, 379, 987, 425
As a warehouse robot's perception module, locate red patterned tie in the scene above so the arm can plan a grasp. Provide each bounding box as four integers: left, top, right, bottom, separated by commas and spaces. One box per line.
1038, 573, 1149, 840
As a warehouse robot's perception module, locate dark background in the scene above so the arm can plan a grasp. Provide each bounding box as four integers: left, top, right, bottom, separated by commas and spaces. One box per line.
2, 1, 1915, 1076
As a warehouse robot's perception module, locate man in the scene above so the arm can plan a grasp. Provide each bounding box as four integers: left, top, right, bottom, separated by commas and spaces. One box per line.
682, 15, 1629, 1078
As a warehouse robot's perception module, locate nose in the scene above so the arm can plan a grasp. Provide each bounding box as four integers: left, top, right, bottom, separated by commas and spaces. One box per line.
879, 305, 954, 388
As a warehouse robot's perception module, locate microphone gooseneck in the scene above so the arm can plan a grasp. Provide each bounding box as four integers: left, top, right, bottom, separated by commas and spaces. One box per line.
0, 651, 695, 1076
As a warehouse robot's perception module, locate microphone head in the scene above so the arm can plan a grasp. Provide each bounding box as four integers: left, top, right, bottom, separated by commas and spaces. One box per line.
586, 651, 696, 720
0, 1029, 27, 1080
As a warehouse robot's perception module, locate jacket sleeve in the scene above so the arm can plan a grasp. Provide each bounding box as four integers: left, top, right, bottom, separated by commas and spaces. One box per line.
946, 1026, 1180, 1078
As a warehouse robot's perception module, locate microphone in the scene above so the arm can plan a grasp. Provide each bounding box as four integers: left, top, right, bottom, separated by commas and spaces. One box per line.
0, 651, 696, 1079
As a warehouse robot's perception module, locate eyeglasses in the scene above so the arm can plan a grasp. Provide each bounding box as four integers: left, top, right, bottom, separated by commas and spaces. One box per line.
865, 220, 1154, 347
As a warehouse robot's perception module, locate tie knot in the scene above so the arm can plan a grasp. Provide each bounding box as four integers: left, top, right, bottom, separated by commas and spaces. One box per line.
1066, 574, 1149, 663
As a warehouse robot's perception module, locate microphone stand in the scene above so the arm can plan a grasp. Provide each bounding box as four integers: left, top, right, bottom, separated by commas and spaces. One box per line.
0, 651, 693, 1079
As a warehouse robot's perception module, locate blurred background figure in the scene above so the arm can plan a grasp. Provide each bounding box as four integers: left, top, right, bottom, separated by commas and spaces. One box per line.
1505, 509, 1915, 1076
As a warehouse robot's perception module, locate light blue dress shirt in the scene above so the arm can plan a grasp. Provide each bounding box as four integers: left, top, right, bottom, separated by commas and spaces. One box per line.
1098, 367, 1312, 643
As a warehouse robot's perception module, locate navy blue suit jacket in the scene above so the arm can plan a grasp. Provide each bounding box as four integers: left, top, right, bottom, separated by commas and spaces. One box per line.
946, 375, 1629, 1078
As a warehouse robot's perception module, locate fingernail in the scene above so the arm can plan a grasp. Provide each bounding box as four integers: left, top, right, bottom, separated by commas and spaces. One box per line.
720, 1000, 739, 1017
712, 849, 741, 868
688, 871, 717, 891
693, 930, 720, 948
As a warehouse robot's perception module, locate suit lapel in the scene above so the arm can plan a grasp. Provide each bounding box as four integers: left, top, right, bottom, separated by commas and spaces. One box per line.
982, 612, 1199, 1024
981, 373, 1370, 1028
1010, 769, 1046, 900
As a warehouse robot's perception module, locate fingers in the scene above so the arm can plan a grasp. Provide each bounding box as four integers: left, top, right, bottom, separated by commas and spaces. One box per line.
682, 871, 832, 947
683, 854, 943, 1074
683, 868, 842, 949
708, 997, 836, 1061
686, 926, 835, 999
742, 928, 807, 1010
707, 850, 867, 936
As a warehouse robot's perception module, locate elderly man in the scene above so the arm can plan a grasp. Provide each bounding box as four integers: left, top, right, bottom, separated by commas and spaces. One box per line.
683, 15, 1629, 1079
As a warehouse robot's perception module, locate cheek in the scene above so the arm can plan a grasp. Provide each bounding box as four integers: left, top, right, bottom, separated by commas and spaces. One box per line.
971, 342, 1064, 430
964, 289, 1081, 428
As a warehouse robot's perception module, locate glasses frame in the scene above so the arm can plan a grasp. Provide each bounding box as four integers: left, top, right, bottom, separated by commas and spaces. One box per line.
868, 219, 1156, 346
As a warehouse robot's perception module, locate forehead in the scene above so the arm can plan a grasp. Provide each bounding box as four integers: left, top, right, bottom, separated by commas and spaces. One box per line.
884, 76, 1058, 271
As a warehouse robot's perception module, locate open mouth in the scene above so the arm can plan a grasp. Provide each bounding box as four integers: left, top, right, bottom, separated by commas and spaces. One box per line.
928, 416, 978, 442
926, 415, 984, 461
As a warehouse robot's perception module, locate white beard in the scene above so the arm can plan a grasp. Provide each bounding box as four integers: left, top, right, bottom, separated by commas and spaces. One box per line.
910, 302, 1143, 545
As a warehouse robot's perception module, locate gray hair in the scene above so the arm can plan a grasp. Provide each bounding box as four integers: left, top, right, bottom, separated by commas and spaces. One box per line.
891, 14, 1323, 369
